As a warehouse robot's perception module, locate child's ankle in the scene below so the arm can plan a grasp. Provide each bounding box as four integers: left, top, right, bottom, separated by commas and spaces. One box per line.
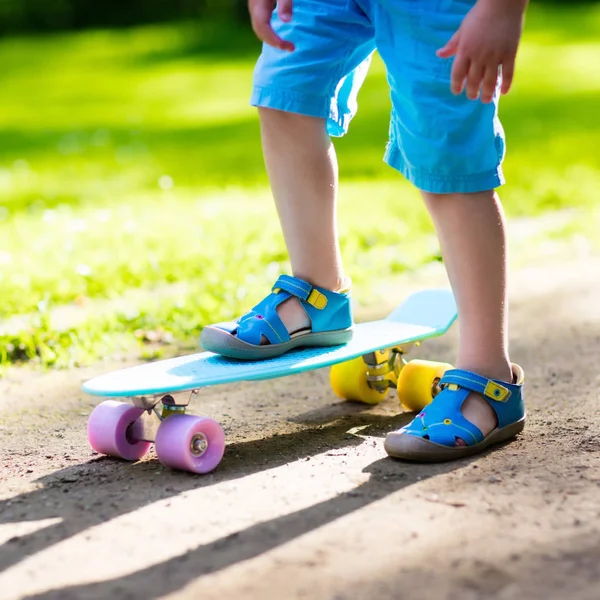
456, 360, 512, 383
293, 273, 350, 294
335, 275, 352, 293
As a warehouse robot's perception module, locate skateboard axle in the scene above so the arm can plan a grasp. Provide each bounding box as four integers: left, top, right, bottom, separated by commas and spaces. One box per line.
362, 348, 405, 393
190, 433, 209, 456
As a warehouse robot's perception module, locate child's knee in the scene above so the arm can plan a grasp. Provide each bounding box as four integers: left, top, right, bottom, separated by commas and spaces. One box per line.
258, 107, 318, 122
420, 190, 496, 201
258, 107, 326, 132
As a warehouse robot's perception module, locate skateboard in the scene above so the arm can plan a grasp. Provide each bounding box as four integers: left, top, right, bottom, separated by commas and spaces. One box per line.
83, 289, 457, 474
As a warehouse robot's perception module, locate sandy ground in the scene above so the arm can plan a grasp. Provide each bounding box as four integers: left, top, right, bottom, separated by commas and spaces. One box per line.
1, 255, 600, 600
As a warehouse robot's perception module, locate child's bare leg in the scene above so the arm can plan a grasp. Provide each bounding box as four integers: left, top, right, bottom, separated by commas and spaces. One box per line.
421, 190, 512, 445
259, 107, 346, 335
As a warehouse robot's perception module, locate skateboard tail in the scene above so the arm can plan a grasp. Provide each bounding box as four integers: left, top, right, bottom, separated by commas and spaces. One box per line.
386, 289, 456, 333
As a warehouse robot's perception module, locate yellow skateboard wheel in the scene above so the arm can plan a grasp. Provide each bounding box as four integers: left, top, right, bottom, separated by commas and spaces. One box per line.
330, 357, 388, 405
397, 359, 453, 412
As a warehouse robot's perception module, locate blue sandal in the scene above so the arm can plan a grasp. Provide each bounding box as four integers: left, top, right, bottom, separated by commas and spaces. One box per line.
200, 275, 354, 360
384, 364, 525, 462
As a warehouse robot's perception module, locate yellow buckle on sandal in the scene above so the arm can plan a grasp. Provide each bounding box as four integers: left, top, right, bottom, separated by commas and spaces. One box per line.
484, 381, 511, 402
307, 289, 328, 309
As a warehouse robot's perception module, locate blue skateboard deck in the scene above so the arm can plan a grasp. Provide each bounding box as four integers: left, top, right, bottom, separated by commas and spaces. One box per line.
83, 289, 457, 398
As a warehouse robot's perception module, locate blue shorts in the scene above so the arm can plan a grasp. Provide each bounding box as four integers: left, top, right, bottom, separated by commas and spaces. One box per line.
251, 0, 506, 194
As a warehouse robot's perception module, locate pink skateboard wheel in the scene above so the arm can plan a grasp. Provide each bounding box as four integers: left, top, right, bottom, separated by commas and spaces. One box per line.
155, 414, 225, 474
88, 400, 151, 461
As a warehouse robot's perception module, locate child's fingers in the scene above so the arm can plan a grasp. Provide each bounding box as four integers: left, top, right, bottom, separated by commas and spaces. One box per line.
437, 31, 460, 58
480, 65, 499, 103
278, 0, 293, 22
465, 62, 484, 100
451, 53, 469, 95
250, 5, 294, 51
501, 59, 515, 95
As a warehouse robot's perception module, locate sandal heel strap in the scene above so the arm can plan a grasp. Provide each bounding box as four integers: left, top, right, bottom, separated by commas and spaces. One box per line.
441, 369, 512, 402
272, 275, 337, 311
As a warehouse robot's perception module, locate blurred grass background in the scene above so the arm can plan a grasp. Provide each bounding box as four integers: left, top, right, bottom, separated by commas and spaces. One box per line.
0, 2, 599, 367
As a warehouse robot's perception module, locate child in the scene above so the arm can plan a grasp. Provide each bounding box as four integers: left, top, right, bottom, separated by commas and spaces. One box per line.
201, 0, 528, 462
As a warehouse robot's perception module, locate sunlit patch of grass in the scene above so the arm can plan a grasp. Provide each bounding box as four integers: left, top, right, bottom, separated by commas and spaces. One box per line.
0, 4, 599, 366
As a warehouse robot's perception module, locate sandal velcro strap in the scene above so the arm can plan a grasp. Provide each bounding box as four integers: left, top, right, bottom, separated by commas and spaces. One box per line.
441, 369, 511, 402
272, 275, 312, 300
272, 275, 328, 309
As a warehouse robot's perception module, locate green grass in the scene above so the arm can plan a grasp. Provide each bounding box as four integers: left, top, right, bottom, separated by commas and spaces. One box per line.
1, 4, 599, 367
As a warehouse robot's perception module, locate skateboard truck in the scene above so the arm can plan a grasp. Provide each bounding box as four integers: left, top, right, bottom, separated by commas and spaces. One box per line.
362, 348, 403, 393
362, 342, 438, 394
131, 389, 198, 411
129, 390, 200, 443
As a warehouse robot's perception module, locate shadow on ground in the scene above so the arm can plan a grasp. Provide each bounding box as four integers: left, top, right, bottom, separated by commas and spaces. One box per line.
1, 278, 600, 599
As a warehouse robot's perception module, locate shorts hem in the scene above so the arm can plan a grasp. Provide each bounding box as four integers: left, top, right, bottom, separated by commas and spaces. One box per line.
250, 86, 350, 137
384, 143, 505, 194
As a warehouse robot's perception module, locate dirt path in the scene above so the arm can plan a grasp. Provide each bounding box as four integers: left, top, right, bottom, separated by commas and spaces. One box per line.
1, 255, 600, 600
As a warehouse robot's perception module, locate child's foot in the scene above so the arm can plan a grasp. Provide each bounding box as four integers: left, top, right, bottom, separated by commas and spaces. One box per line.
384, 364, 525, 461
256, 275, 351, 344
454, 363, 512, 446
259, 276, 352, 345
200, 275, 354, 360
265, 295, 311, 344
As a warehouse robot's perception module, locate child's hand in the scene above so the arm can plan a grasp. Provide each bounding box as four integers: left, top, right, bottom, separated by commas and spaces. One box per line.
437, 0, 527, 103
249, 0, 295, 52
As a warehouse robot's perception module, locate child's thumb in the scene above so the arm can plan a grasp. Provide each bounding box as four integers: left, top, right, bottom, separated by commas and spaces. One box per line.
437, 31, 460, 58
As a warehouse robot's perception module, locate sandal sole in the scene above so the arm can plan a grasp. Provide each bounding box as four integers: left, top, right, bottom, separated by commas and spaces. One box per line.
384, 416, 526, 462
200, 326, 354, 360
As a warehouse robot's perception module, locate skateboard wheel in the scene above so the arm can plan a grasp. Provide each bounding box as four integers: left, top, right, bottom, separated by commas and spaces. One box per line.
330, 357, 387, 405
87, 400, 151, 461
397, 360, 453, 412
155, 414, 225, 474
